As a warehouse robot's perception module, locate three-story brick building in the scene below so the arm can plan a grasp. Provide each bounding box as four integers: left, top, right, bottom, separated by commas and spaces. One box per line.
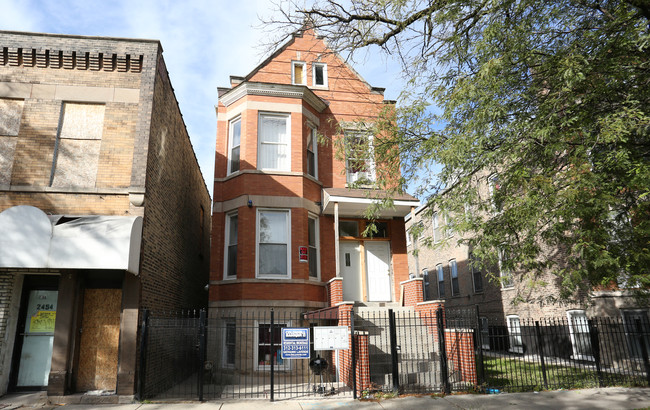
210, 28, 418, 368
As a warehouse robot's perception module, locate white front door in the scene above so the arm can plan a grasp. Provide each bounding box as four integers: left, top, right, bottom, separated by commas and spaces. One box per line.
339, 241, 362, 301
365, 241, 392, 301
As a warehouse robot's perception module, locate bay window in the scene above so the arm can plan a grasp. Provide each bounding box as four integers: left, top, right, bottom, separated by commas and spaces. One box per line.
258, 113, 290, 171
257, 209, 291, 278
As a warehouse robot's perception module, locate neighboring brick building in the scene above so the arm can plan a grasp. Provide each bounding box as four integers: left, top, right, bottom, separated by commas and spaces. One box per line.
210, 28, 418, 369
405, 173, 649, 353
0, 32, 210, 399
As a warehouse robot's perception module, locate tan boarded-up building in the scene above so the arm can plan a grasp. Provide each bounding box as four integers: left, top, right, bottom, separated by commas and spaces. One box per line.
0, 31, 210, 399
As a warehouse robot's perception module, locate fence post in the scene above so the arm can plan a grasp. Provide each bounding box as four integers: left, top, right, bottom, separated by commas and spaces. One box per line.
388, 309, 400, 393
475, 305, 485, 386
198, 309, 207, 401
137, 309, 149, 401
350, 309, 357, 399
588, 319, 604, 387
437, 307, 450, 394
270, 308, 275, 402
534, 321, 549, 390
635, 319, 650, 386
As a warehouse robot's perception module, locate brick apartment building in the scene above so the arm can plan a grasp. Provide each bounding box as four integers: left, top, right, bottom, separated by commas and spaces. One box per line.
210, 28, 418, 368
0, 32, 210, 398
405, 173, 649, 353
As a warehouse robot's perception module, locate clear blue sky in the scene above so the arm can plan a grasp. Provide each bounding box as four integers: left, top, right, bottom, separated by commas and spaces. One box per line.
0, 0, 405, 197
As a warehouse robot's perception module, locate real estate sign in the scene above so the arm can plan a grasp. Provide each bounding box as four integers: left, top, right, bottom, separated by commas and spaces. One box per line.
281, 327, 310, 359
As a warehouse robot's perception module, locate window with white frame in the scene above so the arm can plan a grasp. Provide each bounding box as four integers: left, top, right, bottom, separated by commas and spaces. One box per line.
223, 319, 236, 367
345, 131, 375, 184
506, 315, 523, 353
257, 209, 291, 278
258, 113, 290, 171
432, 212, 440, 243
308, 215, 319, 279
257, 322, 288, 369
224, 212, 238, 279
292, 61, 306, 85
450, 259, 459, 296
444, 214, 455, 238
437, 264, 445, 298
227, 117, 241, 174
567, 310, 594, 361
488, 173, 502, 212
306, 127, 318, 178
499, 250, 514, 289
312, 63, 327, 87
406, 228, 412, 247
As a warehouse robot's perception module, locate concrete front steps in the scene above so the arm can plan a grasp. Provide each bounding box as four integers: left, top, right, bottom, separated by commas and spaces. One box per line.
352, 302, 442, 391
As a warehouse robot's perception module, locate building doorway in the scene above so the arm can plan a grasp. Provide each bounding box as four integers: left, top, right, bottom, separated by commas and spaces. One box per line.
365, 241, 391, 302
339, 241, 362, 301
10, 275, 59, 390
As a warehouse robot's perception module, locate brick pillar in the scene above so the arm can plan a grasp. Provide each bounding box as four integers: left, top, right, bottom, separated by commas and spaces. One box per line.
400, 278, 424, 307
327, 277, 343, 307
355, 332, 370, 391
337, 302, 354, 387
414, 300, 445, 342
445, 329, 478, 385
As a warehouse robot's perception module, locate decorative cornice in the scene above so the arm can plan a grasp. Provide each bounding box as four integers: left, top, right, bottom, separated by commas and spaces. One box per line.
219, 82, 328, 112
0, 47, 143, 73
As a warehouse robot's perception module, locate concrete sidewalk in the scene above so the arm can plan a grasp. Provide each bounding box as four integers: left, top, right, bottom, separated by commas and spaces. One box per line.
2, 387, 649, 409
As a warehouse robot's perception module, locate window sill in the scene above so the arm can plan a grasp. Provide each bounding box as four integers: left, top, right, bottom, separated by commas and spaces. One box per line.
509, 347, 523, 354
501, 286, 515, 291
571, 354, 595, 362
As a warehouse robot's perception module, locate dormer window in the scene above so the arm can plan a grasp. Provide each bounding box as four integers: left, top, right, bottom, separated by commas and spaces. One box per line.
313, 63, 327, 87
292, 61, 306, 85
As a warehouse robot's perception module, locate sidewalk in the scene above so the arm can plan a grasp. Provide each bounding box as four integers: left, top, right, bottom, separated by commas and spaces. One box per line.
1, 387, 649, 409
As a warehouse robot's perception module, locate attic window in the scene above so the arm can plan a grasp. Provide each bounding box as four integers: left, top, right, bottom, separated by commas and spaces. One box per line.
292, 61, 306, 85
313, 63, 327, 87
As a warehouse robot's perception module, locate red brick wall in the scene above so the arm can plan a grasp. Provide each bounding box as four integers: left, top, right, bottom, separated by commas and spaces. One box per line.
327, 278, 343, 306
401, 278, 424, 307
445, 329, 478, 385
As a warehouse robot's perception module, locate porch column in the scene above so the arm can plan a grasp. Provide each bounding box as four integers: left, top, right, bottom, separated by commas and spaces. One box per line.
48, 271, 78, 396
334, 202, 340, 277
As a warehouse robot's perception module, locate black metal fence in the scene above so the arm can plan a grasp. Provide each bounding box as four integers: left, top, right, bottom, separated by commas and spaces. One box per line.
476, 315, 650, 392
139, 308, 352, 401
137, 306, 650, 401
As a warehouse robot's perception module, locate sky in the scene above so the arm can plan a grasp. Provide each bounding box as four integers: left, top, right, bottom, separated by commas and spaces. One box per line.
0, 0, 406, 197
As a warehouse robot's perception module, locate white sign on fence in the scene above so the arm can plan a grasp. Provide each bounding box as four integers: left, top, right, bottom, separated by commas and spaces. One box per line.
314, 326, 349, 350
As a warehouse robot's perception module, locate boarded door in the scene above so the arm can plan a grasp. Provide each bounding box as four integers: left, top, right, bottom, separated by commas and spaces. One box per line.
76, 288, 122, 392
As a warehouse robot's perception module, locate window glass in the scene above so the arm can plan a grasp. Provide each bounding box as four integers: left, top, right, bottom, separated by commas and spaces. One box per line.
499, 251, 513, 288
622, 310, 650, 359
228, 118, 241, 173
567, 310, 593, 359
224, 320, 236, 366
313, 63, 327, 87
432, 212, 440, 242
345, 132, 375, 184
339, 220, 359, 237
258, 210, 289, 277
259, 114, 290, 171
507, 315, 523, 352
258, 323, 287, 368
225, 213, 238, 278
437, 264, 445, 298
450, 259, 459, 296
308, 216, 318, 278
307, 128, 317, 178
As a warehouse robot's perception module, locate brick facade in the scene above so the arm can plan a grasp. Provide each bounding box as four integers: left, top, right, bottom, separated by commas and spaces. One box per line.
0, 31, 210, 397
210, 28, 417, 320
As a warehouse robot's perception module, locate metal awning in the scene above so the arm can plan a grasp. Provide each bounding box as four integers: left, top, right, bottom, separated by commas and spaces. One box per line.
0, 205, 142, 274
322, 188, 420, 218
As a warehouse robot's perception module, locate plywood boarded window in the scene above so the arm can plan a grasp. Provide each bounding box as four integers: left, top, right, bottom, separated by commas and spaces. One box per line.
0, 98, 24, 185
51, 103, 105, 187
